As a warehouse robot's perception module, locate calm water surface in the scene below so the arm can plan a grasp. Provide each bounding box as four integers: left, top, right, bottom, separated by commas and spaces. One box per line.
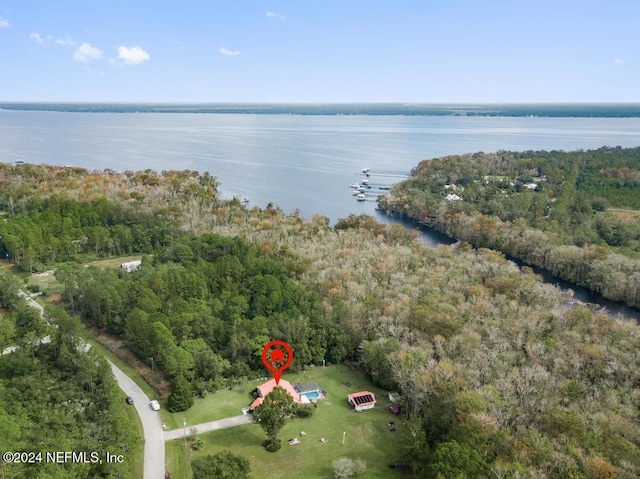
1, 110, 639, 319
2, 111, 640, 225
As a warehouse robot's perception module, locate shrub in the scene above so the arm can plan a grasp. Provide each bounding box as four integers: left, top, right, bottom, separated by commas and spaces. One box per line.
591, 197, 609, 212
296, 403, 316, 418
332, 457, 366, 478
263, 438, 281, 452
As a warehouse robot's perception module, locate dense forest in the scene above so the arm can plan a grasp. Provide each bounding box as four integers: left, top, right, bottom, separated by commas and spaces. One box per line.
61, 233, 329, 397
380, 146, 640, 307
0, 274, 142, 479
1, 162, 639, 478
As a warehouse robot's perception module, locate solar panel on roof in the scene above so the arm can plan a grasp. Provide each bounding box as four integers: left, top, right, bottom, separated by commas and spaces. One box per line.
352, 394, 374, 405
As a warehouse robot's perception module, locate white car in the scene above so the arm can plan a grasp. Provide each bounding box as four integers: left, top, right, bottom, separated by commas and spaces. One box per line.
149, 400, 160, 411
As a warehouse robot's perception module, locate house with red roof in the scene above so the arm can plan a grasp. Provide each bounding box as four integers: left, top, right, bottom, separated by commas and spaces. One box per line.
347, 391, 376, 412
250, 378, 303, 410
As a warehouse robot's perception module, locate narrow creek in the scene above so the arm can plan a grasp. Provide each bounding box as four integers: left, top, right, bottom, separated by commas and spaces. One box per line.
374, 210, 640, 323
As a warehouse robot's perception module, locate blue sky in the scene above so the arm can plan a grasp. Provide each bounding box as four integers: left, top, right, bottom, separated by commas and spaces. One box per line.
0, 1, 637, 102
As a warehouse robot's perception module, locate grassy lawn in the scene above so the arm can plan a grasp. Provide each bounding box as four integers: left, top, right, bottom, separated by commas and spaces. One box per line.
86, 255, 143, 269
166, 365, 407, 479
122, 400, 145, 479
609, 207, 640, 223
26, 270, 65, 296
166, 442, 191, 479
162, 381, 259, 430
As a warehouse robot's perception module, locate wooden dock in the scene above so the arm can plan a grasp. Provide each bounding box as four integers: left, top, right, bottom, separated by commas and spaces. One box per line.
355, 195, 379, 203
359, 169, 409, 178
350, 168, 408, 201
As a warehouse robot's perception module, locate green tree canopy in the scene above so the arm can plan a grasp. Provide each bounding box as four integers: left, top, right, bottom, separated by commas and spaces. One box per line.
252, 386, 295, 450
191, 450, 251, 479
428, 440, 488, 479
167, 374, 194, 412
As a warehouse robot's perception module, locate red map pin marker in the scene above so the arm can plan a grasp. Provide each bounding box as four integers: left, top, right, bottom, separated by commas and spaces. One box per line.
262, 340, 293, 385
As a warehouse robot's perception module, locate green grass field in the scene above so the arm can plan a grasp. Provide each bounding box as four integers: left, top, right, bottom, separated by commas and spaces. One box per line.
122, 400, 145, 479
26, 270, 65, 296
86, 255, 143, 269
609, 207, 640, 223
165, 366, 407, 479
20, 255, 144, 301
161, 381, 257, 429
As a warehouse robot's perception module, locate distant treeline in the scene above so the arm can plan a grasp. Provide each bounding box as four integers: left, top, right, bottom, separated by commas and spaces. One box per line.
2, 102, 640, 117
380, 146, 640, 307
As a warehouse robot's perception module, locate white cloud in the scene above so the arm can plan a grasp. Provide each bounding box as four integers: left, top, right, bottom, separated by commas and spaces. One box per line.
29, 32, 52, 45
29, 32, 77, 48
73, 42, 103, 62
613, 58, 630, 65
219, 46, 240, 56
0, 17, 9, 28
266, 11, 285, 20
116, 45, 150, 65
56, 36, 76, 46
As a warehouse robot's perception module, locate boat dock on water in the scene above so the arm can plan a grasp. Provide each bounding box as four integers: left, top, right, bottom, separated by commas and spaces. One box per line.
358, 168, 409, 178
349, 167, 409, 201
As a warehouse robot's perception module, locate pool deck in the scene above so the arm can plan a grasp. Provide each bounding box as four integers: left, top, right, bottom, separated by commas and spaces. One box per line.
301, 391, 326, 401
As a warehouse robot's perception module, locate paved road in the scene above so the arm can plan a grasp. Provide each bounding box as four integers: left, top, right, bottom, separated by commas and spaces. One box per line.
2, 292, 48, 356
1, 344, 19, 355
18, 290, 45, 313
1, 335, 51, 355
109, 361, 165, 479
5, 289, 165, 478
163, 414, 253, 441
6, 288, 253, 477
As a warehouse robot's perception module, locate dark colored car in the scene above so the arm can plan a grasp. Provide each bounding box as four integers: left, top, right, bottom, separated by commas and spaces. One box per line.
126, 396, 134, 405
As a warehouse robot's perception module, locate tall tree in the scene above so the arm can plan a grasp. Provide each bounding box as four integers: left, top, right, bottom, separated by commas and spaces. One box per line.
252, 386, 295, 451
167, 375, 193, 412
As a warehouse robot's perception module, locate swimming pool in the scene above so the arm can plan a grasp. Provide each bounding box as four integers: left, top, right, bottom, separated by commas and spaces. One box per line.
301, 391, 320, 399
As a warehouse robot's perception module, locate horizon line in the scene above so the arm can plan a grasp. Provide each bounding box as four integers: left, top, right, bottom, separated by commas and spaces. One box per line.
2, 101, 640, 105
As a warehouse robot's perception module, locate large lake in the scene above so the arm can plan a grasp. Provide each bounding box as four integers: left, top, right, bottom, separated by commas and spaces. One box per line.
1, 110, 639, 225
1, 109, 639, 319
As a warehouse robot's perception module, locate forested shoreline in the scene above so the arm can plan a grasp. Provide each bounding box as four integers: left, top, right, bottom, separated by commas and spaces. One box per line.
3, 103, 640, 117
380, 146, 640, 307
1, 161, 639, 478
